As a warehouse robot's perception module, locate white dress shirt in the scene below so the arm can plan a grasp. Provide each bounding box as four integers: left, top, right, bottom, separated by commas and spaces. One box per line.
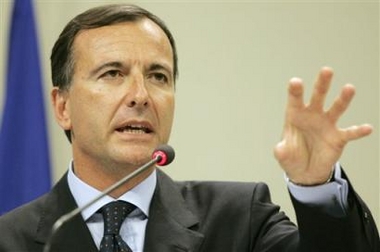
67, 163, 156, 252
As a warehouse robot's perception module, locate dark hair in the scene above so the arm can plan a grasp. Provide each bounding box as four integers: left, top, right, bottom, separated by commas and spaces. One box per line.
50, 4, 178, 141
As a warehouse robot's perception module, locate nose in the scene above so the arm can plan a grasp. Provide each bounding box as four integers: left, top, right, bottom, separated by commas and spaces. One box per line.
126, 75, 149, 108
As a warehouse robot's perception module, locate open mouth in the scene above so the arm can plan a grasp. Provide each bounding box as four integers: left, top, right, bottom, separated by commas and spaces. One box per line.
116, 124, 153, 134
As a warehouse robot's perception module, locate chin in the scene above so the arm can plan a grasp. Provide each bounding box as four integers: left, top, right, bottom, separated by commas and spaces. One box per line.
116, 145, 155, 166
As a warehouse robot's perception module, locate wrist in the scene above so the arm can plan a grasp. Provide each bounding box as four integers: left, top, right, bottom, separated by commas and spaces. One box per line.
286, 169, 335, 187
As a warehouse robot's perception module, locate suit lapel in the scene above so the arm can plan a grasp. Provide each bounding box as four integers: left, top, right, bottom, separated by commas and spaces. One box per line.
33, 170, 204, 251
144, 170, 204, 252
34, 173, 98, 251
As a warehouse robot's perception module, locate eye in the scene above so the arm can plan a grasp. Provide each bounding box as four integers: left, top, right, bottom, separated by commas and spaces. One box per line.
148, 72, 169, 85
98, 70, 125, 85
100, 70, 123, 80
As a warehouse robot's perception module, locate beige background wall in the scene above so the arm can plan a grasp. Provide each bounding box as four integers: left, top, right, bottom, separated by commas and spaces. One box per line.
1, 0, 379, 226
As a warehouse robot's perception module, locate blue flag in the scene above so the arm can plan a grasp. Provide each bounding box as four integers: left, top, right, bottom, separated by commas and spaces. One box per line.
0, 0, 51, 214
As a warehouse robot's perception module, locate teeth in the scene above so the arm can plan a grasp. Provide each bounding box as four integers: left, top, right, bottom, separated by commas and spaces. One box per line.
118, 124, 151, 133
124, 128, 146, 134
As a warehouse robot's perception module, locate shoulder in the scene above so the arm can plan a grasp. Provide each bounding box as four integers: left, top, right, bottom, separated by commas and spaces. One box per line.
157, 171, 275, 219
176, 179, 271, 203
0, 195, 47, 230
0, 174, 73, 251
0, 173, 70, 228
156, 169, 274, 208
0, 193, 48, 250
178, 180, 277, 214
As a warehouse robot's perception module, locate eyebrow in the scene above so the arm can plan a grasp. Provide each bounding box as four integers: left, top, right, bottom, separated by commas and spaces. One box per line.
88, 61, 173, 78
89, 61, 123, 77
148, 63, 173, 77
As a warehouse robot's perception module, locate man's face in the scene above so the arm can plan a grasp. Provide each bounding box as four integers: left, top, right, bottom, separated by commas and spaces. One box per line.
54, 19, 175, 169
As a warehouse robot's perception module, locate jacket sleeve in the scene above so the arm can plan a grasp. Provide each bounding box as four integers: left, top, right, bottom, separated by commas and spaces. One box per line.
291, 170, 379, 252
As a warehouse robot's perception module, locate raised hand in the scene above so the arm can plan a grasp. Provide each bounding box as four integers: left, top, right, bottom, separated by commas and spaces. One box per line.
274, 67, 373, 186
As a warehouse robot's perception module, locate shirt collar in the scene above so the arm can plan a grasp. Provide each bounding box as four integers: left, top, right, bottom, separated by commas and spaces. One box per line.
67, 161, 157, 221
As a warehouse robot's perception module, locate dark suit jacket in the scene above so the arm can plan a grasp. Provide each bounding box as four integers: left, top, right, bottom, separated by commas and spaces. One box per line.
0, 169, 378, 252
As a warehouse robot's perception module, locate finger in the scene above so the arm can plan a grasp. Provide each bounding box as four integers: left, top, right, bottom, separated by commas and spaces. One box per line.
327, 84, 355, 122
287, 77, 305, 110
344, 124, 373, 141
309, 67, 334, 110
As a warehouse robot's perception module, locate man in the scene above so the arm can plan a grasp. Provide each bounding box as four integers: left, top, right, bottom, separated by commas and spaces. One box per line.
0, 3, 378, 252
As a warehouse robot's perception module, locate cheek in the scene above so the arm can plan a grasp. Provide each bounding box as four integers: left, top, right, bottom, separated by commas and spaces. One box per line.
69, 87, 113, 132
157, 94, 175, 133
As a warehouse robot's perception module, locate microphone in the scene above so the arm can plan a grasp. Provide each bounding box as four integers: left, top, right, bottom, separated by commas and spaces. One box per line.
152, 144, 175, 166
43, 144, 175, 252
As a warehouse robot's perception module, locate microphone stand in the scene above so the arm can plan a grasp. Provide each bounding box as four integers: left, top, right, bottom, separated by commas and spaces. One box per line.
43, 155, 160, 252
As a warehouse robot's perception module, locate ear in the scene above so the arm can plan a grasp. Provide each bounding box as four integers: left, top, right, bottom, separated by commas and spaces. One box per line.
51, 87, 71, 131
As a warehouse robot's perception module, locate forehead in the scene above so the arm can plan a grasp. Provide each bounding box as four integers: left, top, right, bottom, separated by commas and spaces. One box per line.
72, 19, 173, 68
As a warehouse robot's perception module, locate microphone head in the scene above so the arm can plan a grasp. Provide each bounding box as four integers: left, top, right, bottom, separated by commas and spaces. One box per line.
152, 144, 175, 166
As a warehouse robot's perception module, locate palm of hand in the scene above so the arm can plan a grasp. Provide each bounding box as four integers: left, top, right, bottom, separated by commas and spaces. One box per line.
274, 67, 372, 185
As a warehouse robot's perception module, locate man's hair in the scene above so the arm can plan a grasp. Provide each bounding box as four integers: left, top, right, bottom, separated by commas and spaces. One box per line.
50, 4, 178, 142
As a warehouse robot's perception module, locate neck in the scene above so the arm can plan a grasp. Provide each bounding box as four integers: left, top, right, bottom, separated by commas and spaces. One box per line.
72, 158, 155, 198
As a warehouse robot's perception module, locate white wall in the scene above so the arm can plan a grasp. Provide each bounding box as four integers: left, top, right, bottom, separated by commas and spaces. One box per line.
1, 0, 379, 226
